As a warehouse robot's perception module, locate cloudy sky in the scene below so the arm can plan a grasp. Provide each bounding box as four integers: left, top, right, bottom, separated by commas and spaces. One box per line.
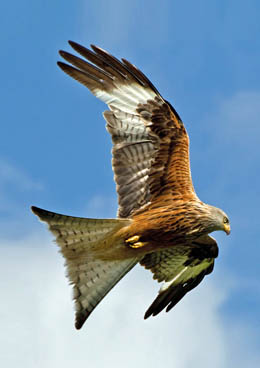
1, 1, 260, 367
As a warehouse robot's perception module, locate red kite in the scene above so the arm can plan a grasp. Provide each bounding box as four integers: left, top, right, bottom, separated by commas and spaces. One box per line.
32, 41, 230, 329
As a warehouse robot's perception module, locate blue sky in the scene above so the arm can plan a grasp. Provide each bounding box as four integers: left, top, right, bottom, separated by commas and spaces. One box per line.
1, 1, 260, 367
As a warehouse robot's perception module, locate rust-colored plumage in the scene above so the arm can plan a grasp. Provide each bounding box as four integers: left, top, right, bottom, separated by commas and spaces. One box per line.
32, 41, 230, 329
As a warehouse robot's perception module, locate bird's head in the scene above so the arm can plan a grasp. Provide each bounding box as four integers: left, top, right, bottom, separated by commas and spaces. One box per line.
207, 206, 231, 235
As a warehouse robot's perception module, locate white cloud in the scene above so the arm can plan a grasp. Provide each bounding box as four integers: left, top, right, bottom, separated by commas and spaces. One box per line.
191, 90, 260, 206
2, 230, 259, 367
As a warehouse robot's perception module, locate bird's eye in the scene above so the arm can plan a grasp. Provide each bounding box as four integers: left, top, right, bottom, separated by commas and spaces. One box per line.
223, 216, 229, 224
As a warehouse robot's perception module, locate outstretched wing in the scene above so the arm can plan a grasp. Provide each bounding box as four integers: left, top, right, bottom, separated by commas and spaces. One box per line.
58, 42, 197, 218
140, 235, 219, 318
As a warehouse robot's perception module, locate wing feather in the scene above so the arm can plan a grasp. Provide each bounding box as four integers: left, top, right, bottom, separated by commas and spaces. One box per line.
140, 235, 218, 318
58, 42, 197, 218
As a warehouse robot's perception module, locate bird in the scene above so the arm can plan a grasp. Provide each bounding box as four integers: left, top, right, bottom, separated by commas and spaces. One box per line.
31, 41, 230, 330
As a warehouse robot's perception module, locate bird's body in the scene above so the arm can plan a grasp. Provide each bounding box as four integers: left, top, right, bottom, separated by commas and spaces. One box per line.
32, 41, 230, 329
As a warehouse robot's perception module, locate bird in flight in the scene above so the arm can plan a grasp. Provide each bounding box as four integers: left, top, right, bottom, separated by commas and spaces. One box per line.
32, 41, 230, 330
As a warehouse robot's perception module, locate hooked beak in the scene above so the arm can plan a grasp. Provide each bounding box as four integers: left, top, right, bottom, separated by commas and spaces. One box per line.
224, 223, 231, 235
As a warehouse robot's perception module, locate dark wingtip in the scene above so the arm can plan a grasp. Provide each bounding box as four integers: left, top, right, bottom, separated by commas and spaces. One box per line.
58, 50, 66, 58
144, 302, 159, 319
144, 311, 152, 320
68, 40, 89, 54
68, 40, 79, 50
68, 40, 76, 47
144, 307, 160, 320
90, 44, 99, 52
58, 50, 77, 65
57, 61, 69, 72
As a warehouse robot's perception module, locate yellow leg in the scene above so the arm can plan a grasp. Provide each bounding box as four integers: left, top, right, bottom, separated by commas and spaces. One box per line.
125, 235, 147, 248
130, 241, 148, 249
125, 235, 140, 243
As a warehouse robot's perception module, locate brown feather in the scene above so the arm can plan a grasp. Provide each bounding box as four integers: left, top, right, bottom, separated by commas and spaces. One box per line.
141, 235, 218, 318
58, 42, 197, 218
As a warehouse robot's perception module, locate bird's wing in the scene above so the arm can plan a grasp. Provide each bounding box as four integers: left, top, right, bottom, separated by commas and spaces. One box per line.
58, 42, 197, 218
140, 235, 219, 318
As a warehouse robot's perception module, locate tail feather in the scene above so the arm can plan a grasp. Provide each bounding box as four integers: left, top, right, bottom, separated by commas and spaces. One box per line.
31, 206, 130, 250
70, 257, 137, 329
31, 206, 138, 329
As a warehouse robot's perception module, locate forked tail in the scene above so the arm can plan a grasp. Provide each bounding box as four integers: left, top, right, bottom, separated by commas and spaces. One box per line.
31, 206, 138, 329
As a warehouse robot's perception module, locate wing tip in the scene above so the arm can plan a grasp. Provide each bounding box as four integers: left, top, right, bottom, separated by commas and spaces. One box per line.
144, 300, 162, 320
58, 50, 67, 59
68, 40, 82, 51
144, 310, 152, 320
57, 60, 68, 71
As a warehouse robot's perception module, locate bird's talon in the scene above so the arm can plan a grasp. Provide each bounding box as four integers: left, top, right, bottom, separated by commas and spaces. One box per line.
126, 235, 140, 243
130, 241, 147, 248
125, 235, 147, 248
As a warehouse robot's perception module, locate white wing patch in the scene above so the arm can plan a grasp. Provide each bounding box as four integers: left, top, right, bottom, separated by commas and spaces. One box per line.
160, 266, 188, 292
94, 80, 157, 114
159, 258, 212, 293
58, 44, 168, 218
140, 239, 217, 319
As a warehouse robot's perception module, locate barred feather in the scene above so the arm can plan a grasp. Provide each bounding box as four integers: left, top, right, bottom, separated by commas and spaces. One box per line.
31, 206, 138, 329
58, 42, 197, 218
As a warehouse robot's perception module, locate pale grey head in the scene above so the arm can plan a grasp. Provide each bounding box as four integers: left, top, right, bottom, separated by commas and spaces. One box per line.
204, 205, 230, 235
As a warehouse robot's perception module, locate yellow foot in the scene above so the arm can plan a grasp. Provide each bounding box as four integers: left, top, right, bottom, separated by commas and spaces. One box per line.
125, 235, 147, 249
126, 235, 140, 243
130, 241, 148, 249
